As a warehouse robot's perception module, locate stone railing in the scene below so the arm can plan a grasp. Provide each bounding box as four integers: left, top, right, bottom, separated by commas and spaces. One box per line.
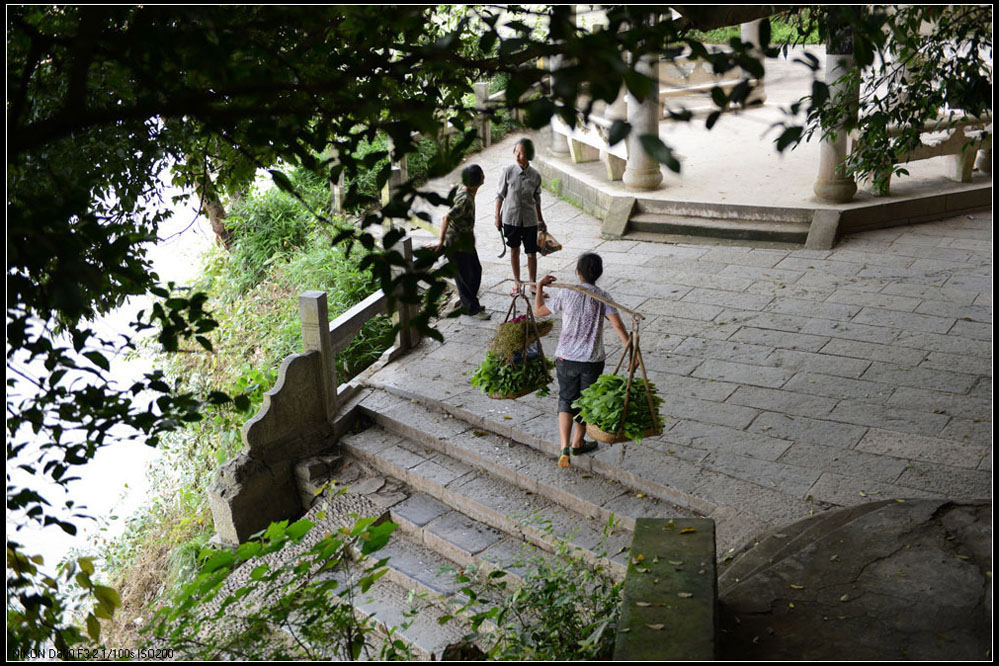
209, 237, 417, 544
851, 115, 993, 195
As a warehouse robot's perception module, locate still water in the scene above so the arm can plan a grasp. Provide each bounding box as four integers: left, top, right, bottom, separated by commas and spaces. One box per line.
8, 183, 214, 568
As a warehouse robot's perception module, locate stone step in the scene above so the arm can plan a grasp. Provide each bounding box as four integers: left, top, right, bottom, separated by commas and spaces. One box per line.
359, 385, 818, 554
628, 212, 811, 244
633, 198, 814, 224
354, 389, 698, 533
339, 422, 647, 580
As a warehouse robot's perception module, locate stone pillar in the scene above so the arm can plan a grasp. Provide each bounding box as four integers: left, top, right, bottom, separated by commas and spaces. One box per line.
813, 14, 858, 203
975, 148, 991, 175
474, 81, 492, 148
740, 19, 768, 104
389, 236, 418, 351
623, 50, 664, 191
299, 291, 337, 422
549, 6, 575, 156
329, 145, 345, 217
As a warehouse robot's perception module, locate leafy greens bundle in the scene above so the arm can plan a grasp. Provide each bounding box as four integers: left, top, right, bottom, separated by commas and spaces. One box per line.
471, 352, 552, 398
572, 374, 663, 443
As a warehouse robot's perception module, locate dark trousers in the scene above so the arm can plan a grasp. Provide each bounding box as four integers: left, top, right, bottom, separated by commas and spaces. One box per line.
452, 250, 483, 315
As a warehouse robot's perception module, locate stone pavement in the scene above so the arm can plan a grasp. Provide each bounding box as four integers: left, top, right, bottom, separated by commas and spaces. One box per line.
393, 130, 990, 548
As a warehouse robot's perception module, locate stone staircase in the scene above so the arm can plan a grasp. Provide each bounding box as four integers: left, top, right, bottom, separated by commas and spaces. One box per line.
626, 198, 814, 246
288, 386, 701, 659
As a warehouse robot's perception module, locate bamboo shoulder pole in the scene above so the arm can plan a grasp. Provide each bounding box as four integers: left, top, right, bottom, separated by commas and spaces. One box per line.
508, 279, 645, 320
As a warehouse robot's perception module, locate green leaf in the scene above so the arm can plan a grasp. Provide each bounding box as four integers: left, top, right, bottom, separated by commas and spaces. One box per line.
608, 120, 631, 146
202, 551, 236, 574
86, 613, 101, 642
84, 351, 110, 371
638, 135, 681, 173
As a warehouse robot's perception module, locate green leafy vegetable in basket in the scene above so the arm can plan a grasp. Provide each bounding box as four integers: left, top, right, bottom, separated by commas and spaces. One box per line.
571, 374, 663, 443
489, 315, 554, 362
471, 351, 553, 398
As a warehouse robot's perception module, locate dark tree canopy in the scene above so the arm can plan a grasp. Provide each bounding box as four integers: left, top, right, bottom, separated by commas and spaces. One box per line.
6, 4, 991, 654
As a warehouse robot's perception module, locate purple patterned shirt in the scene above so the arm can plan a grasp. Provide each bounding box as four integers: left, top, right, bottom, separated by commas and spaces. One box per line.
548, 283, 618, 362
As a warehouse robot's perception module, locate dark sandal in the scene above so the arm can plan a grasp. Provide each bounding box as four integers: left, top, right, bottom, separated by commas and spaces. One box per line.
571, 440, 598, 456
557, 447, 571, 468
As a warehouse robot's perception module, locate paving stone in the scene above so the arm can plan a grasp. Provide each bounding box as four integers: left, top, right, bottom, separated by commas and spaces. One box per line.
728, 326, 831, 353
591, 442, 712, 514
702, 452, 821, 499
770, 298, 861, 321
609, 278, 693, 300
700, 247, 786, 267
936, 417, 993, 447
818, 338, 927, 367
884, 243, 976, 262
640, 297, 726, 321
411, 454, 477, 492
783, 372, 894, 404
775, 256, 864, 277
747, 412, 868, 449
799, 317, 899, 345
765, 348, 872, 379
512, 452, 627, 515
390, 492, 452, 529
826, 401, 950, 437
727, 386, 837, 418
638, 350, 703, 376
647, 370, 740, 401
824, 289, 921, 312
656, 268, 757, 293
795, 271, 890, 293
972, 291, 991, 306
340, 427, 406, 456
851, 306, 955, 334
720, 263, 805, 283
693, 470, 816, 527
746, 280, 835, 301
683, 287, 774, 311
645, 315, 733, 340
663, 394, 762, 430
887, 386, 990, 421
893, 462, 993, 497
856, 264, 950, 285
424, 511, 505, 563
919, 351, 994, 377
671, 337, 775, 364
948, 318, 991, 340
913, 300, 991, 323
855, 428, 989, 470
893, 330, 992, 357
777, 441, 909, 483
665, 420, 792, 461
826, 249, 917, 269
804, 472, 939, 506
860, 361, 979, 394
377, 535, 462, 597
717, 310, 811, 333
693, 358, 793, 389
880, 282, 980, 305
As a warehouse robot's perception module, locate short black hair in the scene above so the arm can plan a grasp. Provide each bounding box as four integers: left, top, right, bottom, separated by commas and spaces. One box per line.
461, 164, 484, 187
514, 137, 535, 160
577, 252, 603, 283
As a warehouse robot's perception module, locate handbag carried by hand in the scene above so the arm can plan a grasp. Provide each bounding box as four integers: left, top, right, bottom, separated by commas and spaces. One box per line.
537, 224, 562, 257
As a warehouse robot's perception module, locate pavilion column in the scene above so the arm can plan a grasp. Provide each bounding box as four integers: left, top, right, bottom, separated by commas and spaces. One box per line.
813, 16, 858, 203
549, 6, 575, 156
740, 19, 768, 104
623, 49, 663, 191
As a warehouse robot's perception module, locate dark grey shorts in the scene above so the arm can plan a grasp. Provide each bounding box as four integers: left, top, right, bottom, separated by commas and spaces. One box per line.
503, 224, 538, 254
556, 358, 605, 421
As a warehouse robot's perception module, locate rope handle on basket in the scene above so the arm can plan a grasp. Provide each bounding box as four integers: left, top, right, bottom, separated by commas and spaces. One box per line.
501, 286, 551, 381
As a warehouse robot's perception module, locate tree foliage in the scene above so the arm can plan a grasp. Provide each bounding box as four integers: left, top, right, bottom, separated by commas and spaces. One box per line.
6, 4, 992, 654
